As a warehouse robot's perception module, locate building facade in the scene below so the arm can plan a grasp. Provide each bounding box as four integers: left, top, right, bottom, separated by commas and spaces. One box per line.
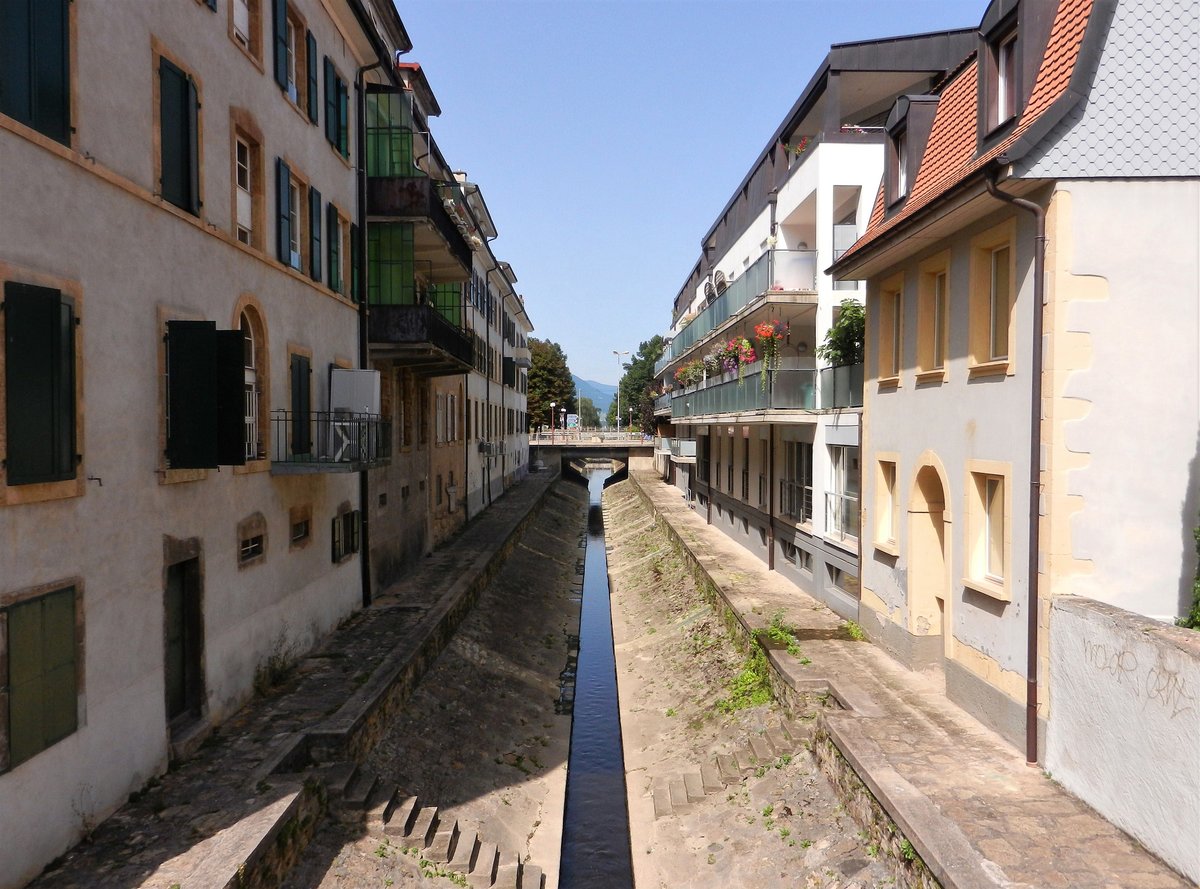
831, 0, 1198, 878
653, 30, 975, 620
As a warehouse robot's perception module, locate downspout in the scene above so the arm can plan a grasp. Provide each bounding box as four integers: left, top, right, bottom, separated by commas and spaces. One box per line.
355, 59, 384, 608
767, 187, 779, 570
986, 173, 1046, 767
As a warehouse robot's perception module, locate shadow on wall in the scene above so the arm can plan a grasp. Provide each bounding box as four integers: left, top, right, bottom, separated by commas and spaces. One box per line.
1177, 428, 1200, 619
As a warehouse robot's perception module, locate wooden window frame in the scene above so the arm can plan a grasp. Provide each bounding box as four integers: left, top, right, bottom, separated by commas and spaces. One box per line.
288, 503, 312, 550
230, 109, 265, 251
874, 454, 900, 556
237, 511, 267, 569
228, 0, 263, 68
916, 251, 951, 382
876, 272, 904, 388
967, 219, 1017, 378
964, 460, 1013, 601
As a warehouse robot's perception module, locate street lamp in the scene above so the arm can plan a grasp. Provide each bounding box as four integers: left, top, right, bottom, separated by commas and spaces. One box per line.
628, 406, 634, 439
550, 401, 556, 442
613, 349, 629, 437
560, 407, 567, 440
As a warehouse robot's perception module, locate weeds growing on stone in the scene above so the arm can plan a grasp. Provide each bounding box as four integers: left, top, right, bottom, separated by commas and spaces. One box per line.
715, 648, 772, 713
843, 620, 866, 641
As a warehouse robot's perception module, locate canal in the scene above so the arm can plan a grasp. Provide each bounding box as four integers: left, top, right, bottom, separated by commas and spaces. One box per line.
558, 467, 634, 888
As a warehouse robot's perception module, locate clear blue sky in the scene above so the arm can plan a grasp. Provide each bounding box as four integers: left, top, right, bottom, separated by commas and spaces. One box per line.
394, 0, 978, 384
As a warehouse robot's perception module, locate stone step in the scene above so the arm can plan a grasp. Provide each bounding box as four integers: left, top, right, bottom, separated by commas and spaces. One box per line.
383, 795, 419, 838
320, 761, 358, 799
342, 770, 378, 809
652, 782, 672, 819
448, 828, 480, 873
781, 718, 811, 742
407, 806, 440, 847
682, 771, 705, 803
493, 852, 521, 889
668, 777, 691, 814
749, 734, 774, 764
716, 753, 741, 784
365, 782, 399, 827
520, 863, 544, 889
427, 819, 460, 863
700, 762, 723, 794
734, 746, 758, 773
766, 728, 792, 755
469, 840, 499, 887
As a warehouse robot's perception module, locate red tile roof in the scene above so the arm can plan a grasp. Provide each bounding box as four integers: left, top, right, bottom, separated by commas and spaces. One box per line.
843, 0, 1096, 265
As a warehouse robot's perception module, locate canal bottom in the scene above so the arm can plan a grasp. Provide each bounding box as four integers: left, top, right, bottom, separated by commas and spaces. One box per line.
558, 468, 634, 888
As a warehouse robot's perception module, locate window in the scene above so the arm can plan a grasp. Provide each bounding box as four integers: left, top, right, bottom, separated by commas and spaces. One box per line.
234, 138, 254, 244
327, 204, 347, 294
272, 2, 315, 118
165, 321, 246, 469
331, 508, 360, 563
275, 159, 312, 271
158, 56, 200, 215
966, 464, 1010, 598
239, 534, 264, 562
968, 221, 1016, 373
878, 278, 903, 382
876, 458, 898, 553
289, 504, 311, 548
827, 445, 859, 544
308, 186, 322, 281
995, 31, 1018, 128
324, 58, 350, 158
0, 0, 70, 144
231, 0, 258, 55
780, 440, 812, 522
917, 254, 950, 378
3, 585, 79, 770
895, 129, 908, 199
239, 311, 267, 460
828, 565, 860, 598
3, 282, 77, 486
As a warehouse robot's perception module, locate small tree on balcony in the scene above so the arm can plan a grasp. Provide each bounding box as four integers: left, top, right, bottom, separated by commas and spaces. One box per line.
816, 299, 865, 367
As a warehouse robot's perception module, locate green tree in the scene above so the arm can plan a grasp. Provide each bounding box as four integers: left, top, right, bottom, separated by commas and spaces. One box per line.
1179, 517, 1200, 629
608, 335, 665, 434
527, 338, 575, 430
816, 299, 865, 366
578, 396, 601, 429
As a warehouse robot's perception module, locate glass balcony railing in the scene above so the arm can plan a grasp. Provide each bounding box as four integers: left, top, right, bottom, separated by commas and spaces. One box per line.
653, 392, 672, 414
818, 363, 864, 409
669, 365, 816, 418
665, 249, 818, 362
670, 439, 697, 458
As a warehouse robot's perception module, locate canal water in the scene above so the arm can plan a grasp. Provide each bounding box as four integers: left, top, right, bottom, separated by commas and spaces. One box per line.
558, 467, 634, 888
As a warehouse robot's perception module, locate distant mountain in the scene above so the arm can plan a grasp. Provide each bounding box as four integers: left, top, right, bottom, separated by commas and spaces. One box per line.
573, 375, 617, 416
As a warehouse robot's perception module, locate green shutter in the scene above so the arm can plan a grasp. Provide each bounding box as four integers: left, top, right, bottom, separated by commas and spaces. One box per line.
323, 58, 337, 146
326, 202, 341, 292
271, 0, 287, 90
166, 320, 219, 468
275, 157, 290, 264
305, 31, 318, 123
309, 186, 322, 281
4, 282, 75, 485
0, 0, 70, 145
290, 353, 311, 454
337, 79, 349, 157
159, 57, 188, 211
350, 222, 360, 303
185, 75, 200, 215
8, 588, 77, 767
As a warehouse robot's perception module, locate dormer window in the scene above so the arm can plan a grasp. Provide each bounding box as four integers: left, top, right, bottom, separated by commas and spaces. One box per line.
895, 129, 909, 199
994, 29, 1018, 127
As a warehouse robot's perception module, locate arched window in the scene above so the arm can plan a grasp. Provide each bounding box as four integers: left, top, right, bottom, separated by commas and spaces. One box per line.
240, 311, 264, 460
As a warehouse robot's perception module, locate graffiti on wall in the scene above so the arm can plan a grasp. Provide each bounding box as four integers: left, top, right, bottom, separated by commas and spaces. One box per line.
1082, 636, 1196, 720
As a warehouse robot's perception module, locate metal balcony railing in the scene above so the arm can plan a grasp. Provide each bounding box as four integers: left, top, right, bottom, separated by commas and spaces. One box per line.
779, 480, 813, 523
825, 491, 860, 544
818, 363, 864, 409
270, 410, 391, 471
670, 365, 816, 418
653, 392, 672, 414
665, 249, 818, 361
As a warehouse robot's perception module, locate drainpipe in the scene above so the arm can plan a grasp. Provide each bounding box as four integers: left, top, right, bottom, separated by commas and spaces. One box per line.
986, 173, 1046, 767
767, 187, 779, 570
355, 60, 384, 608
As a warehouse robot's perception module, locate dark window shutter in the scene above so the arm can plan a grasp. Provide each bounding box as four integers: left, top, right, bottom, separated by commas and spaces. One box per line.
305, 31, 318, 123
4, 281, 76, 485
290, 353, 311, 454
309, 186, 322, 281
185, 75, 200, 215
271, 0, 287, 90
159, 57, 188, 211
0, 0, 70, 145
166, 320, 219, 469
214, 330, 246, 466
323, 58, 336, 145
337, 79, 349, 157
326, 202, 340, 291
275, 157, 290, 264
205, 0, 217, 10
8, 587, 77, 767
350, 222, 360, 303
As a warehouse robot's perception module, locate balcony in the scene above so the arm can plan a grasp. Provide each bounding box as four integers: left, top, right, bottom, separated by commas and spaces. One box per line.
779, 479, 813, 523
368, 303, 473, 374
670, 365, 816, 419
512, 345, 532, 369
653, 392, 672, 415
366, 176, 472, 278
818, 363, 864, 409
270, 410, 391, 473
662, 249, 818, 368
670, 438, 697, 460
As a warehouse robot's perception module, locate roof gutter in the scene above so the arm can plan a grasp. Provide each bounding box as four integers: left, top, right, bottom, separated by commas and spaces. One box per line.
986, 172, 1045, 768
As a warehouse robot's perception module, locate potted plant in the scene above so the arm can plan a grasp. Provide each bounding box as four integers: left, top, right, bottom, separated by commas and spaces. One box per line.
754, 319, 789, 390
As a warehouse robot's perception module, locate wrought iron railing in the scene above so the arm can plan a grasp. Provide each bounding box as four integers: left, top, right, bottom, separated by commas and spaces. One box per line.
271, 410, 391, 469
